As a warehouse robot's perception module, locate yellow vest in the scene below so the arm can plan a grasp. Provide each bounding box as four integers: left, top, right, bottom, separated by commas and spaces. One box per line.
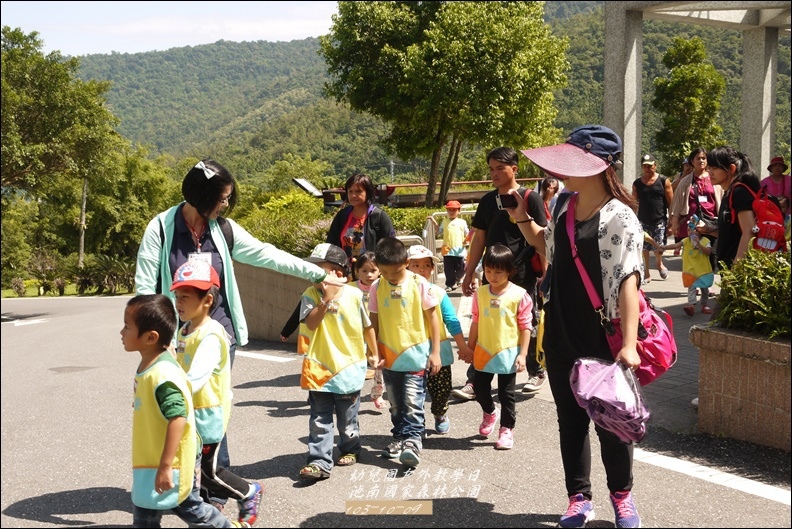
176, 319, 231, 445
132, 353, 196, 510
300, 285, 368, 393
374, 272, 434, 372
473, 284, 526, 374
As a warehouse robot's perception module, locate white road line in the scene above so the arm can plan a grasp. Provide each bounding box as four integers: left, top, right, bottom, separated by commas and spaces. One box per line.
635, 448, 791, 506
13, 319, 48, 326
235, 350, 296, 363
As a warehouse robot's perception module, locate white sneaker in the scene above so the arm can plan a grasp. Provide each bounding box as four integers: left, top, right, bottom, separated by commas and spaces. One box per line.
522, 373, 547, 393
451, 382, 476, 401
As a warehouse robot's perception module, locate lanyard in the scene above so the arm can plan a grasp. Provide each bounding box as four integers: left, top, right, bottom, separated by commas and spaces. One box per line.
187, 221, 205, 252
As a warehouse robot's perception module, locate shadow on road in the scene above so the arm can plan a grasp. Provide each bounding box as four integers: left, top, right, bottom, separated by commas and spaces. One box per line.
2, 486, 131, 526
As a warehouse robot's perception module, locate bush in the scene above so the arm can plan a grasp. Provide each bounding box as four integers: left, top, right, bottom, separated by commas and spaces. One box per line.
385, 206, 440, 237
11, 278, 26, 297
714, 248, 791, 339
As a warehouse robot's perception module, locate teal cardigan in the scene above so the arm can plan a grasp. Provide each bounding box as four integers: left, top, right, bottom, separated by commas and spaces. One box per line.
135, 203, 328, 346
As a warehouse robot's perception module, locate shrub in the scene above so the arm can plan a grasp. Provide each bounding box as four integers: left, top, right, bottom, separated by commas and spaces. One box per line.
11, 278, 26, 297
714, 248, 791, 339
385, 206, 439, 237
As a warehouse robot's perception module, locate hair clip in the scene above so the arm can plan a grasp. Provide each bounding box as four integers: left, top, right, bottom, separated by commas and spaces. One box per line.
195, 160, 216, 179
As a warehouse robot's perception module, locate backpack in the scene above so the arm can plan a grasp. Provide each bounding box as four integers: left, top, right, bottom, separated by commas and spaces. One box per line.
728, 183, 786, 253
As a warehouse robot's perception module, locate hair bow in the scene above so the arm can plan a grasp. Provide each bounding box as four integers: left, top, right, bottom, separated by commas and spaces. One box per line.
195, 160, 216, 179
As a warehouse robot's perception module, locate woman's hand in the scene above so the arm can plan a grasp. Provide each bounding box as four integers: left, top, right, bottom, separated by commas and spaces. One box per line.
319, 273, 347, 288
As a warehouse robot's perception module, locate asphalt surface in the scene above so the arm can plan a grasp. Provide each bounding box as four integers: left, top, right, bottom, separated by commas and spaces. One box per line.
1, 253, 790, 528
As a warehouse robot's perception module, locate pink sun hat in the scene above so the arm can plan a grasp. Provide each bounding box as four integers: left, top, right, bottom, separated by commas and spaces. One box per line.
521, 125, 623, 178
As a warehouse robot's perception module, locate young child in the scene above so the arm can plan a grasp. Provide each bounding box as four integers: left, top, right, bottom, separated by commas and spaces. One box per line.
369, 237, 441, 467
428, 200, 470, 292
406, 245, 474, 434
468, 243, 532, 450
658, 215, 714, 315
170, 261, 264, 525
297, 243, 377, 480
351, 251, 387, 409
121, 294, 243, 528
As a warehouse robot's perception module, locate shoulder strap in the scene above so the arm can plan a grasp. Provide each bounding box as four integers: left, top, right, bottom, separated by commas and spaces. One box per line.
553, 192, 572, 222
565, 194, 605, 311
727, 182, 757, 224
217, 216, 234, 253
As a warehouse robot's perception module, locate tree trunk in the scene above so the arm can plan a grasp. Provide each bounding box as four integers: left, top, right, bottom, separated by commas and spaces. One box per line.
78, 178, 88, 268
438, 135, 462, 205
424, 130, 446, 207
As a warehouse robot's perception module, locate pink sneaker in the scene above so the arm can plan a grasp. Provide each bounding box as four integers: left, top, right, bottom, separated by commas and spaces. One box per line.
479, 407, 500, 437
495, 427, 513, 450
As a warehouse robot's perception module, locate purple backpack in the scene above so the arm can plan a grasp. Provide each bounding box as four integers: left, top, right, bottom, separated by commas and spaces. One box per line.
570, 358, 651, 443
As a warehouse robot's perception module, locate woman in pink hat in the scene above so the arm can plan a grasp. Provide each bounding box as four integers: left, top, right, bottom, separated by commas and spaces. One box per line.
510, 125, 644, 529
761, 156, 791, 212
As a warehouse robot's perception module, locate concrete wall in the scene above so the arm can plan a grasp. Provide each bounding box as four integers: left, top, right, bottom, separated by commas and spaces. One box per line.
690, 326, 791, 452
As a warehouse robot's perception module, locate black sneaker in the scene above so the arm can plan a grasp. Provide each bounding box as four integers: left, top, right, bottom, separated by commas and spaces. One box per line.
399, 440, 421, 467
383, 439, 403, 459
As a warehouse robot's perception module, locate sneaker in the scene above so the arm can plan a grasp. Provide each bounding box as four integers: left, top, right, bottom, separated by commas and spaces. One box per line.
237, 482, 264, 526
451, 382, 476, 401
522, 373, 547, 393
230, 522, 252, 528
495, 427, 513, 450
610, 490, 641, 528
559, 493, 595, 528
434, 414, 450, 434
478, 407, 500, 437
683, 305, 695, 316
399, 440, 421, 467
383, 439, 403, 459
659, 266, 669, 280
445, 286, 454, 292
701, 304, 712, 314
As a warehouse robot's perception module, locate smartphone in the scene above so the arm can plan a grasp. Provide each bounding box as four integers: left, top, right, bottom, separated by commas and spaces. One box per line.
496, 193, 518, 210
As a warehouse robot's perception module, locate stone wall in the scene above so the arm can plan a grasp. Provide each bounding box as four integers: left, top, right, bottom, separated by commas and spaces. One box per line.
690, 325, 791, 452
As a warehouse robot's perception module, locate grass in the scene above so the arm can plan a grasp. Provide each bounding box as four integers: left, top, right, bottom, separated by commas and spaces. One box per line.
1, 284, 133, 298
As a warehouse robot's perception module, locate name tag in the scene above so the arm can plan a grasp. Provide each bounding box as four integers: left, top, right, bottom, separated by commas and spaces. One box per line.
698, 195, 708, 203
188, 252, 212, 266
490, 299, 501, 308
390, 289, 402, 300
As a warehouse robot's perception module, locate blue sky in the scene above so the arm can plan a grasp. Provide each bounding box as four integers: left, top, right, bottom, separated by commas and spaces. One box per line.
1, 1, 339, 56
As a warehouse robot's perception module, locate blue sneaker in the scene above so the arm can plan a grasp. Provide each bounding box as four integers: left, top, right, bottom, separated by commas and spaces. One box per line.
559, 493, 595, 528
237, 482, 264, 525
435, 414, 450, 434
610, 491, 641, 528
399, 440, 421, 467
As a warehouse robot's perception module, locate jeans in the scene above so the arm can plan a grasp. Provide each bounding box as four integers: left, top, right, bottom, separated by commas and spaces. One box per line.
133, 454, 231, 528
307, 390, 361, 473
383, 369, 426, 449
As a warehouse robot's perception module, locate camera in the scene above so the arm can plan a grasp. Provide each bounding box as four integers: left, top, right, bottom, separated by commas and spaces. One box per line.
496, 193, 518, 210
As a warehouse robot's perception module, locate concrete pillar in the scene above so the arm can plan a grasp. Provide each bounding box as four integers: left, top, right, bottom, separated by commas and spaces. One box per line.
740, 27, 778, 173
604, 6, 644, 186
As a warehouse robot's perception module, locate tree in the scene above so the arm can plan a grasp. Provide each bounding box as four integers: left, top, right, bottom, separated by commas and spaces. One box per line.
320, 1, 568, 205
651, 36, 726, 175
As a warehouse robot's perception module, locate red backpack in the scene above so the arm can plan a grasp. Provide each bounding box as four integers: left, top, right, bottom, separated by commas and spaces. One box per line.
728, 182, 786, 252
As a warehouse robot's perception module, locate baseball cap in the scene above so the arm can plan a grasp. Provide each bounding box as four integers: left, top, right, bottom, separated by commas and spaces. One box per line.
520, 125, 623, 178
445, 200, 462, 209
170, 260, 220, 291
641, 154, 656, 165
304, 243, 348, 270
406, 245, 440, 263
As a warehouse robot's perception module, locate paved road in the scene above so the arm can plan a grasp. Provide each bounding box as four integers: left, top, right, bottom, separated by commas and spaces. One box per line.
1, 270, 790, 528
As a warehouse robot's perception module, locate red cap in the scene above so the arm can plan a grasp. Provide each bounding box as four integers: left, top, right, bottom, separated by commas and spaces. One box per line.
171, 260, 221, 291
445, 200, 461, 209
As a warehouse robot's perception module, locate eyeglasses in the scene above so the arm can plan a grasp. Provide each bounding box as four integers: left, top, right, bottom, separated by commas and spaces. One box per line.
218, 196, 230, 206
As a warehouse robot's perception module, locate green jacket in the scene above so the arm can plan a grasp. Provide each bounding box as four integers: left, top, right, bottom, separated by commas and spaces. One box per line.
135, 203, 328, 346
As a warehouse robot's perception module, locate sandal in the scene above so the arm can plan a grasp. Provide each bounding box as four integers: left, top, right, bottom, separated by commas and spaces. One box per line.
337, 453, 358, 466
299, 464, 330, 480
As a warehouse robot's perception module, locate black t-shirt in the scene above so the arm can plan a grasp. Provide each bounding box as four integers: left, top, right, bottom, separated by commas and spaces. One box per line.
717, 183, 756, 268
633, 175, 667, 224
471, 187, 547, 290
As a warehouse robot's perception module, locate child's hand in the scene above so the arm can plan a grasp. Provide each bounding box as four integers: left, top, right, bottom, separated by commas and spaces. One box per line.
154, 464, 174, 495
280, 335, 288, 342
515, 355, 527, 373
458, 345, 474, 364
427, 352, 441, 375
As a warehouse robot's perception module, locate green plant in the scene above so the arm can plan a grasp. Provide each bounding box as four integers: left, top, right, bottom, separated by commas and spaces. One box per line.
11, 278, 26, 297
714, 249, 791, 339
385, 207, 438, 237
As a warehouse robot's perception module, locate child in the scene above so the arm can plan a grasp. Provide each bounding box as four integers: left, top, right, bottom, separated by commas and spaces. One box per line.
468, 243, 531, 450
121, 294, 244, 528
170, 261, 264, 525
658, 215, 714, 315
297, 243, 377, 480
369, 237, 441, 467
351, 251, 387, 409
428, 200, 470, 292
406, 245, 474, 434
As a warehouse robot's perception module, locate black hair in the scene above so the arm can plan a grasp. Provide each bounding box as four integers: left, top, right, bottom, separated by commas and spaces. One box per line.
540, 176, 559, 194
126, 294, 177, 350
355, 251, 377, 271
688, 147, 708, 165
345, 173, 376, 205
706, 146, 760, 192
173, 284, 220, 311
374, 237, 408, 266
181, 159, 238, 218
486, 147, 519, 167
482, 243, 516, 276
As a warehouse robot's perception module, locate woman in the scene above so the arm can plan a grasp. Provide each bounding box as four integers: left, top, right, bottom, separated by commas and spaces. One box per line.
325, 173, 395, 275
540, 176, 560, 219
670, 147, 722, 269
706, 146, 761, 268
509, 125, 643, 529
135, 159, 346, 512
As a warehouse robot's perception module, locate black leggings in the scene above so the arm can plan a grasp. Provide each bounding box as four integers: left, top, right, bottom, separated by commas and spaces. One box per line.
473, 370, 517, 429
200, 442, 252, 502
546, 355, 634, 499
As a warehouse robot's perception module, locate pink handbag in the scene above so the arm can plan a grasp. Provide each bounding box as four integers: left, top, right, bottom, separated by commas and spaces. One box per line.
565, 194, 677, 385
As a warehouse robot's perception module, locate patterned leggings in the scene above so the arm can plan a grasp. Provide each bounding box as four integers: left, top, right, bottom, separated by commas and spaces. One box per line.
426, 365, 452, 417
